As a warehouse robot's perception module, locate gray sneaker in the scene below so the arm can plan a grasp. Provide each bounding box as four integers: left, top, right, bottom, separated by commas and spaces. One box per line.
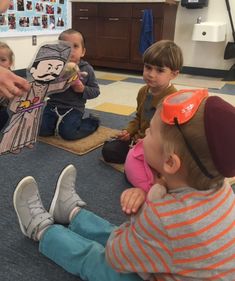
13, 176, 54, 241
49, 164, 86, 224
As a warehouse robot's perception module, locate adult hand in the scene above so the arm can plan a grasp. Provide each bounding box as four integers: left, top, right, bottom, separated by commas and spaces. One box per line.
120, 187, 146, 215
0, 66, 30, 99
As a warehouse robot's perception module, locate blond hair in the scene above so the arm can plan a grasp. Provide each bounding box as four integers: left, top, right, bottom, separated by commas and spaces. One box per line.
159, 99, 224, 190
143, 40, 183, 71
0, 41, 14, 68
58, 29, 85, 49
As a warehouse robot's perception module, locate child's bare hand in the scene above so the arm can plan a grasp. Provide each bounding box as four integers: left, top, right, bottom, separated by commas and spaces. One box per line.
71, 79, 85, 93
117, 130, 130, 141
120, 187, 146, 215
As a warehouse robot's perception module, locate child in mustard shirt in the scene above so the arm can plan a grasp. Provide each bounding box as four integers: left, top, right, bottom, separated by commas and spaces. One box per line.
102, 40, 183, 164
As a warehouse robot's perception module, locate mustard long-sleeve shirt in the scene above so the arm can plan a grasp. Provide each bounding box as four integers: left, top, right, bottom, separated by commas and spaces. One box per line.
125, 84, 177, 140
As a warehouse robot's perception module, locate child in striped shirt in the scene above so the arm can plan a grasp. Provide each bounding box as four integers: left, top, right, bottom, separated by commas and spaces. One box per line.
13, 89, 235, 281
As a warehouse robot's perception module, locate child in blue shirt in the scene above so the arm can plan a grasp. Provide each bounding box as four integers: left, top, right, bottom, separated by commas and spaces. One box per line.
40, 29, 100, 140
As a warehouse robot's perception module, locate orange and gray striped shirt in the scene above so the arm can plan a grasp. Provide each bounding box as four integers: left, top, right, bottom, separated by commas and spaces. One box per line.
106, 182, 235, 280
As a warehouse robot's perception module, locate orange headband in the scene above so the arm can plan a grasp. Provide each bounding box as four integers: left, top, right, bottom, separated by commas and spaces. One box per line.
161, 89, 214, 179
161, 89, 208, 125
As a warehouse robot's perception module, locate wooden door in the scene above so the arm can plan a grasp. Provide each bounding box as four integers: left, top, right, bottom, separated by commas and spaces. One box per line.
96, 17, 131, 62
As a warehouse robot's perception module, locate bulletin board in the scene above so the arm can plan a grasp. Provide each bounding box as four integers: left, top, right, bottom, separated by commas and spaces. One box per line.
0, 0, 69, 37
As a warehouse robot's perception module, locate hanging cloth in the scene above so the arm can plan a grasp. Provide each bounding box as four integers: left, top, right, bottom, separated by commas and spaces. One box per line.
139, 9, 154, 55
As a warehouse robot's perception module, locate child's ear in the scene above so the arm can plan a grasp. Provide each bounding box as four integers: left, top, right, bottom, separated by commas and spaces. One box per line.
81, 48, 86, 58
171, 70, 179, 80
163, 153, 181, 174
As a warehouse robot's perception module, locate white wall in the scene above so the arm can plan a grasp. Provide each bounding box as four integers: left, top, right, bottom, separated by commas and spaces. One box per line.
174, 0, 235, 71
2, 35, 59, 69
1, 0, 235, 72
0, 1, 72, 70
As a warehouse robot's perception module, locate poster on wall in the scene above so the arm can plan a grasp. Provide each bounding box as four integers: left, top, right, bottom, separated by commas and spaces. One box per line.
0, 0, 68, 37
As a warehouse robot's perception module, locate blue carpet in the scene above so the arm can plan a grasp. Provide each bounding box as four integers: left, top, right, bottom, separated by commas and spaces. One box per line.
96, 78, 116, 85
0, 110, 132, 281
208, 84, 235, 95
122, 77, 145, 84
2, 108, 233, 281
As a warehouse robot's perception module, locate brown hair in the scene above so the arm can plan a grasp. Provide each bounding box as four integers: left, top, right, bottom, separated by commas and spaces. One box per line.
58, 28, 85, 49
143, 40, 183, 71
159, 99, 224, 190
0, 41, 14, 68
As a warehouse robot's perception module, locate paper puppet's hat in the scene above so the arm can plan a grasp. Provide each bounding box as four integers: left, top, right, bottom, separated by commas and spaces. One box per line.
34, 42, 71, 63
204, 96, 235, 177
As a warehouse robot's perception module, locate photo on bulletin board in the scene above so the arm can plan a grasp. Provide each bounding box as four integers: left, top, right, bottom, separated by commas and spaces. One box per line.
0, 0, 68, 37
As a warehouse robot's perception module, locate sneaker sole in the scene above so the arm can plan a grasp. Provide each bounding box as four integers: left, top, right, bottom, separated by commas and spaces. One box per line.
13, 176, 37, 237
49, 164, 76, 216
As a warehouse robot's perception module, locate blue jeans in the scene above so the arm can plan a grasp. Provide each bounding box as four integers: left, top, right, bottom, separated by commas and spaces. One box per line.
40, 104, 99, 140
39, 209, 142, 281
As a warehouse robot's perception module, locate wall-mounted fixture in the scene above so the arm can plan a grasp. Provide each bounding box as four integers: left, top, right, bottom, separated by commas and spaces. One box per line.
181, 0, 208, 9
192, 22, 226, 42
32, 35, 37, 46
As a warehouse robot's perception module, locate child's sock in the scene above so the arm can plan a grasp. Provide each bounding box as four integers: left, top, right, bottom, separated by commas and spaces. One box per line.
37, 225, 51, 241
69, 207, 80, 222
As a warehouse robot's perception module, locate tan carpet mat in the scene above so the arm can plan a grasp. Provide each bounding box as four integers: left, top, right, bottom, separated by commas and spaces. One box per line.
39, 126, 119, 155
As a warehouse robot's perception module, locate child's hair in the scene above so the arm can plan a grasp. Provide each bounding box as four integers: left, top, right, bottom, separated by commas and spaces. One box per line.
58, 29, 85, 49
0, 41, 14, 68
159, 99, 224, 190
143, 40, 183, 71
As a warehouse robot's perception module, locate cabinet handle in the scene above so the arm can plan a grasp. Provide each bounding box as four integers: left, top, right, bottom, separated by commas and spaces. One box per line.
79, 9, 88, 12
79, 17, 89, 20
108, 18, 119, 21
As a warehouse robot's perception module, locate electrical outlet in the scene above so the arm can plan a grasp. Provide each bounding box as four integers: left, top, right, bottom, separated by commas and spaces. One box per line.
32, 35, 37, 46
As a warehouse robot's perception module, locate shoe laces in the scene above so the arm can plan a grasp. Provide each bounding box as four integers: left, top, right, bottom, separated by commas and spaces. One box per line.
27, 194, 45, 217
67, 176, 76, 194
69, 184, 80, 200
68, 182, 85, 206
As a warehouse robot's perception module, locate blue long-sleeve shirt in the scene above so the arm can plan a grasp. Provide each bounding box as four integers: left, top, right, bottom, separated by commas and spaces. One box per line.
47, 59, 100, 113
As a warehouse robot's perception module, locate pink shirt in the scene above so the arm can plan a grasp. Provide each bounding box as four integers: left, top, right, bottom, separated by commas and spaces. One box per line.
124, 140, 154, 192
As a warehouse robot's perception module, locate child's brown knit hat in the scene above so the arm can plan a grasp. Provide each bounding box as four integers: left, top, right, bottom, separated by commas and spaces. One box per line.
204, 96, 235, 177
